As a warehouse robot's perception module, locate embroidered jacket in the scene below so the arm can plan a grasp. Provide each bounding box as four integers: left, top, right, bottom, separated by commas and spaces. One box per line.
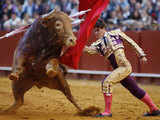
89, 29, 146, 58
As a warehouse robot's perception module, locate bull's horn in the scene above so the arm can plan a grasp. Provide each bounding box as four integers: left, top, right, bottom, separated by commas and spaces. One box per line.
42, 8, 57, 19
71, 19, 84, 26
69, 9, 91, 18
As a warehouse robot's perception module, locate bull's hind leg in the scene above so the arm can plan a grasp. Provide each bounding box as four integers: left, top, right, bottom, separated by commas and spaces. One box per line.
5, 76, 34, 113
9, 49, 25, 81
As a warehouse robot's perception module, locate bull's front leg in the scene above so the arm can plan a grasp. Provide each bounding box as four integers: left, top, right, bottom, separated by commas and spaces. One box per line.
9, 49, 25, 81
56, 71, 82, 111
46, 59, 59, 78
46, 59, 82, 111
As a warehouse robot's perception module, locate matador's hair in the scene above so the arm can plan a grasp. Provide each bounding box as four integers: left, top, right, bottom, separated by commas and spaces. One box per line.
94, 19, 106, 29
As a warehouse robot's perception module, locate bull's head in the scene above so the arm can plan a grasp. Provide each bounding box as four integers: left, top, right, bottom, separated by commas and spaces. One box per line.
0, 9, 90, 43
42, 9, 76, 47
42, 9, 91, 47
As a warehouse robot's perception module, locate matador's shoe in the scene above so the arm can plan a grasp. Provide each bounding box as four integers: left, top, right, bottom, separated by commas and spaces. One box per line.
46, 68, 58, 78
95, 113, 112, 117
143, 110, 160, 116
9, 72, 19, 81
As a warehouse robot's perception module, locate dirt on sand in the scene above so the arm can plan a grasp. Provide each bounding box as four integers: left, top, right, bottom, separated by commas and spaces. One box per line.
0, 77, 160, 120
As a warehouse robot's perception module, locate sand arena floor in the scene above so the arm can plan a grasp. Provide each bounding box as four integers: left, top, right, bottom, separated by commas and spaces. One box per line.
0, 77, 160, 120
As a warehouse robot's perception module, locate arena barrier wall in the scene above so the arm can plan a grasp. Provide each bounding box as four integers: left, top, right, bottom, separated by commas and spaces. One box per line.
0, 30, 160, 82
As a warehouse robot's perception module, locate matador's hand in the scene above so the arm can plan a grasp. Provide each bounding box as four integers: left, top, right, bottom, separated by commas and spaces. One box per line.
83, 46, 89, 53
83, 46, 97, 54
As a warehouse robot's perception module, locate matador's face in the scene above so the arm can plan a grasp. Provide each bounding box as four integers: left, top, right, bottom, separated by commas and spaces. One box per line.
93, 27, 106, 39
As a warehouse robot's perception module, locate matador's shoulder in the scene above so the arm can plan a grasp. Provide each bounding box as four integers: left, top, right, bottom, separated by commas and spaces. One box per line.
107, 29, 121, 36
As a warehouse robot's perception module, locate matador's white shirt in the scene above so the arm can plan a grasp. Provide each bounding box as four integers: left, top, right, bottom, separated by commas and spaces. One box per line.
89, 29, 146, 58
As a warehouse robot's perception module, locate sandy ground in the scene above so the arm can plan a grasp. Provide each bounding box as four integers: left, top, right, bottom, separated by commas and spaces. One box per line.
0, 77, 160, 120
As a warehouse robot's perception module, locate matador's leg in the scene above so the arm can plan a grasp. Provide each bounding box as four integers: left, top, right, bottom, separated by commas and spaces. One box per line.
102, 48, 132, 95
98, 49, 132, 116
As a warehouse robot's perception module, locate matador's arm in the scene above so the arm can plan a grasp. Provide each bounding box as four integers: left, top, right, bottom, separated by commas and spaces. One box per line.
83, 40, 101, 55
117, 29, 146, 58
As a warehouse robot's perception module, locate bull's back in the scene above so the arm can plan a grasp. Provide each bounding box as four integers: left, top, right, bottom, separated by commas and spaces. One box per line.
17, 19, 48, 55
17, 18, 62, 62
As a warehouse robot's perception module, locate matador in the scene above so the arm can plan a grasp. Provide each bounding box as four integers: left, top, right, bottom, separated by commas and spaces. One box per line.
84, 19, 160, 117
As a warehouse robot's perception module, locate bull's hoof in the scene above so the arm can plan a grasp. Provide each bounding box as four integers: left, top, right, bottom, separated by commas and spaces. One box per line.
0, 108, 16, 115
77, 106, 101, 116
9, 73, 19, 81
0, 110, 15, 115
46, 68, 57, 78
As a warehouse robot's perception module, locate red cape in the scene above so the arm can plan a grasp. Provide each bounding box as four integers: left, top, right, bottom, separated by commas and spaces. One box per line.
60, 0, 110, 69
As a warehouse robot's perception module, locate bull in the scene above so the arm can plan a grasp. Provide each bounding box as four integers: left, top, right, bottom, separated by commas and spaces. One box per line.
4, 9, 82, 113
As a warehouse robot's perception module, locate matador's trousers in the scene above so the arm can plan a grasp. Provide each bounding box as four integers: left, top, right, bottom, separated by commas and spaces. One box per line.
102, 49, 145, 99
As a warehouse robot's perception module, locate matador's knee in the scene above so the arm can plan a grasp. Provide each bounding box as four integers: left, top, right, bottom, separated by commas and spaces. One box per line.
102, 79, 115, 96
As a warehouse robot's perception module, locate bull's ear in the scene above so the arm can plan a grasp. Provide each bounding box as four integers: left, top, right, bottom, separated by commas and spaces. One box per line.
54, 20, 63, 32
41, 9, 57, 27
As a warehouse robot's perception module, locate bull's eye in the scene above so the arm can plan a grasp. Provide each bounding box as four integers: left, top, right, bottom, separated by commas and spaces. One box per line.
56, 23, 60, 27
69, 39, 73, 42
55, 20, 63, 31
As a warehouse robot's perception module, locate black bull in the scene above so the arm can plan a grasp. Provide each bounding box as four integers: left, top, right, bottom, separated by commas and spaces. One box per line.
5, 11, 81, 112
